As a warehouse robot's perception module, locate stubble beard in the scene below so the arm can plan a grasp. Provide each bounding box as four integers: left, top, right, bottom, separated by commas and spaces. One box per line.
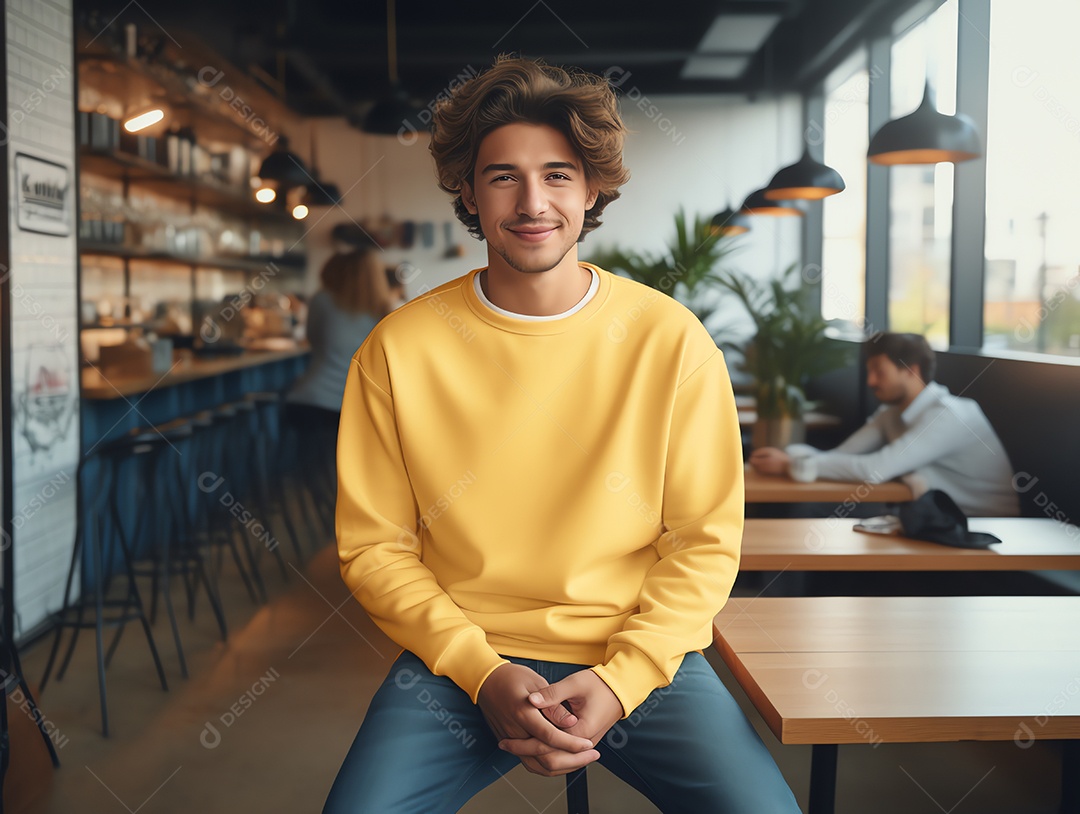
492, 238, 575, 275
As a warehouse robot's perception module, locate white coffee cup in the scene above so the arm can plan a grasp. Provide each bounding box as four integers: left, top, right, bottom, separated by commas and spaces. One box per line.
789, 452, 818, 483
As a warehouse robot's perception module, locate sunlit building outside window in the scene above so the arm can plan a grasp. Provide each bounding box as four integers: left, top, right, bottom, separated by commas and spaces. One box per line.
887, 0, 957, 350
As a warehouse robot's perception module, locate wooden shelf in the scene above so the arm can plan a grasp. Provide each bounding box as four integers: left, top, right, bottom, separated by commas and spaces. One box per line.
77, 50, 278, 153
79, 148, 297, 222
79, 242, 306, 274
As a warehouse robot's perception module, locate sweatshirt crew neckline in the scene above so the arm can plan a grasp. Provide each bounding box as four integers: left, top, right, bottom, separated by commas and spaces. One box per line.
462, 262, 611, 335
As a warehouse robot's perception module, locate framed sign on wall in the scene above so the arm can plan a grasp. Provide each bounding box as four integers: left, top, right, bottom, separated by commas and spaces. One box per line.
14, 153, 72, 237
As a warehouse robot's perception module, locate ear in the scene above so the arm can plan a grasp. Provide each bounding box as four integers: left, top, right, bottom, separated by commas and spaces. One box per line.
585, 185, 599, 211
460, 181, 478, 215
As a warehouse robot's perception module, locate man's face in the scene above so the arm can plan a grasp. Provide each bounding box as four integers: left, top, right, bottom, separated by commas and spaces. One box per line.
865, 354, 920, 404
461, 122, 598, 275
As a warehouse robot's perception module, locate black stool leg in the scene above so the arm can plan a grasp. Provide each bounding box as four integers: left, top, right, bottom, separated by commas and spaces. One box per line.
40, 505, 86, 691
108, 463, 170, 695
565, 768, 589, 814
91, 506, 111, 737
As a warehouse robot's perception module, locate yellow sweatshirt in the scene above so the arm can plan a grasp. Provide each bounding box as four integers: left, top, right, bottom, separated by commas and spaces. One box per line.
336, 262, 744, 717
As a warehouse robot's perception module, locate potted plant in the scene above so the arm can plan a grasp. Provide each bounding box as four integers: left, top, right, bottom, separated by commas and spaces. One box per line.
590, 208, 740, 338
715, 263, 848, 448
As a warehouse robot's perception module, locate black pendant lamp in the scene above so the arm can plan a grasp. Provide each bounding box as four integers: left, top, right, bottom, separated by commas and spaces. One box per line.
868, 80, 981, 165
302, 127, 342, 206
765, 142, 845, 200
362, 0, 428, 135
740, 187, 803, 217
257, 135, 309, 187
710, 206, 751, 236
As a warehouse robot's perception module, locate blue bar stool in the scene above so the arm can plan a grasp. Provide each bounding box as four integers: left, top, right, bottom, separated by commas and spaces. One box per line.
115, 419, 228, 679
39, 431, 170, 737
222, 398, 289, 584
247, 391, 309, 562
188, 407, 264, 605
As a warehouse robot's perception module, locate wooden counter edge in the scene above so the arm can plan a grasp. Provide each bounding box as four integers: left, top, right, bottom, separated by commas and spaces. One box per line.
81, 345, 310, 400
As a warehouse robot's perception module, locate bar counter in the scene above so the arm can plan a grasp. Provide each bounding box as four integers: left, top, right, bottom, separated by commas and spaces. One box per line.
81, 344, 311, 400
81, 342, 311, 449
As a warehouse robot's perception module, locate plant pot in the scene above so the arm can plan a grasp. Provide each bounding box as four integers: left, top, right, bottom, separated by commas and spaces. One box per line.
752, 415, 806, 450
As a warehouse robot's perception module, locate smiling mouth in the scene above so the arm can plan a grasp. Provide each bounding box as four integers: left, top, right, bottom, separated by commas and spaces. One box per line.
508, 225, 558, 242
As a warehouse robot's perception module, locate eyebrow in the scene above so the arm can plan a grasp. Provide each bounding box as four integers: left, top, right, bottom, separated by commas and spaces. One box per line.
479, 161, 579, 175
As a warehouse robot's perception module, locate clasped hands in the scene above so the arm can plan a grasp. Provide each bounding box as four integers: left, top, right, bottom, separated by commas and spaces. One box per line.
477, 663, 623, 777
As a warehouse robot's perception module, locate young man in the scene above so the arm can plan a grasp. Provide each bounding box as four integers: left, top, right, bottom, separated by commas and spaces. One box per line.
324, 56, 800, 813
749, 332, 1019, 517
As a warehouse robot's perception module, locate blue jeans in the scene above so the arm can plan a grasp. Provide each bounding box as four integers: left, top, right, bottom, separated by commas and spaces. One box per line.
323, 650, 800, 813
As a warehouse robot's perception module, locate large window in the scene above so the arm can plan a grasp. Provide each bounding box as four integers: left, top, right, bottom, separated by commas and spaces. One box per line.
821, 51, 870, 330
982, 1, 1080, 357
886, 0, 958, 350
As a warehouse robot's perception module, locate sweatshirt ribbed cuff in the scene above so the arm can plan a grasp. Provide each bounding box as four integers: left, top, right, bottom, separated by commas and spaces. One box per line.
431, 628, 510, 703
590, 647, 673, 719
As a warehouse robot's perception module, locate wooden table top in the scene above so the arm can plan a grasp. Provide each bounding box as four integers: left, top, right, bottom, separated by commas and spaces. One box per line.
739, 517, 1080, 571
81, 344, 309, 399
743, 465, 914, 503
713, 596, 1080, 744
739, 410, 842, 430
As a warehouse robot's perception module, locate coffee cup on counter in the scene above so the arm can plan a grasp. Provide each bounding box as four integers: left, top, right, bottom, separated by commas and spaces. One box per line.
788, 451, 818, 483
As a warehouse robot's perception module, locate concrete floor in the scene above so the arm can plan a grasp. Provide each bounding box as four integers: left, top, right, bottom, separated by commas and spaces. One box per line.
9, 535, 1064, 814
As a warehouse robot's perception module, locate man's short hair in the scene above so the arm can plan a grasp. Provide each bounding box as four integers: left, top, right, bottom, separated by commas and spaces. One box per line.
863, 332, 936, 382
429, 54, 631, 242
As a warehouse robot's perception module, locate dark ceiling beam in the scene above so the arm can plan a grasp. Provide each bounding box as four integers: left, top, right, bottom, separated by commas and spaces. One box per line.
284, 48, 361, 120
308, 50, 757, 68
792, 0, 924, 88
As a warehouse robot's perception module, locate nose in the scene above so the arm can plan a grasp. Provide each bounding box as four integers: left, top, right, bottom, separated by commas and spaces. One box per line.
516, 177, 548, 219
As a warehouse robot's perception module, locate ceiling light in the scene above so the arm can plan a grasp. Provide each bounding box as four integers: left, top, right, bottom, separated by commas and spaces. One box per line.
362, 0, 429, 135
740, 188, 803, 217
765, 143, 845, 200
710, 207, 751, 236
256, 136, 310, 187
123, 108, 164, 132
868, 80, 982, 165
304, 182, 342, 207
301, 124, 343, 206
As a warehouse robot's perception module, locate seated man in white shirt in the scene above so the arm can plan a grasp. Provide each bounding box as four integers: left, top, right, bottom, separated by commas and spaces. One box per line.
749, 332, 1019, 517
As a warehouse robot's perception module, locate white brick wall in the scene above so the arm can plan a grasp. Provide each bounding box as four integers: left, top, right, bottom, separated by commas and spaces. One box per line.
5, 0, 79, 638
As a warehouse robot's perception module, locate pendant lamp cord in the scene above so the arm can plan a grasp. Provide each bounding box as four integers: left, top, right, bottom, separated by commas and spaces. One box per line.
387, 0, 398, 85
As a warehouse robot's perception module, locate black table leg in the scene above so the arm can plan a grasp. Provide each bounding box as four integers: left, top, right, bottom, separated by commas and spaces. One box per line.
809, 743, 838, 814
1062, 740, 1078, 814
565, 767, 589, 814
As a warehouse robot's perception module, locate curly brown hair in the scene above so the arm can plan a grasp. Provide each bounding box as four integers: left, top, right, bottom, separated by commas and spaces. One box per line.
429, 55, 630, 242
